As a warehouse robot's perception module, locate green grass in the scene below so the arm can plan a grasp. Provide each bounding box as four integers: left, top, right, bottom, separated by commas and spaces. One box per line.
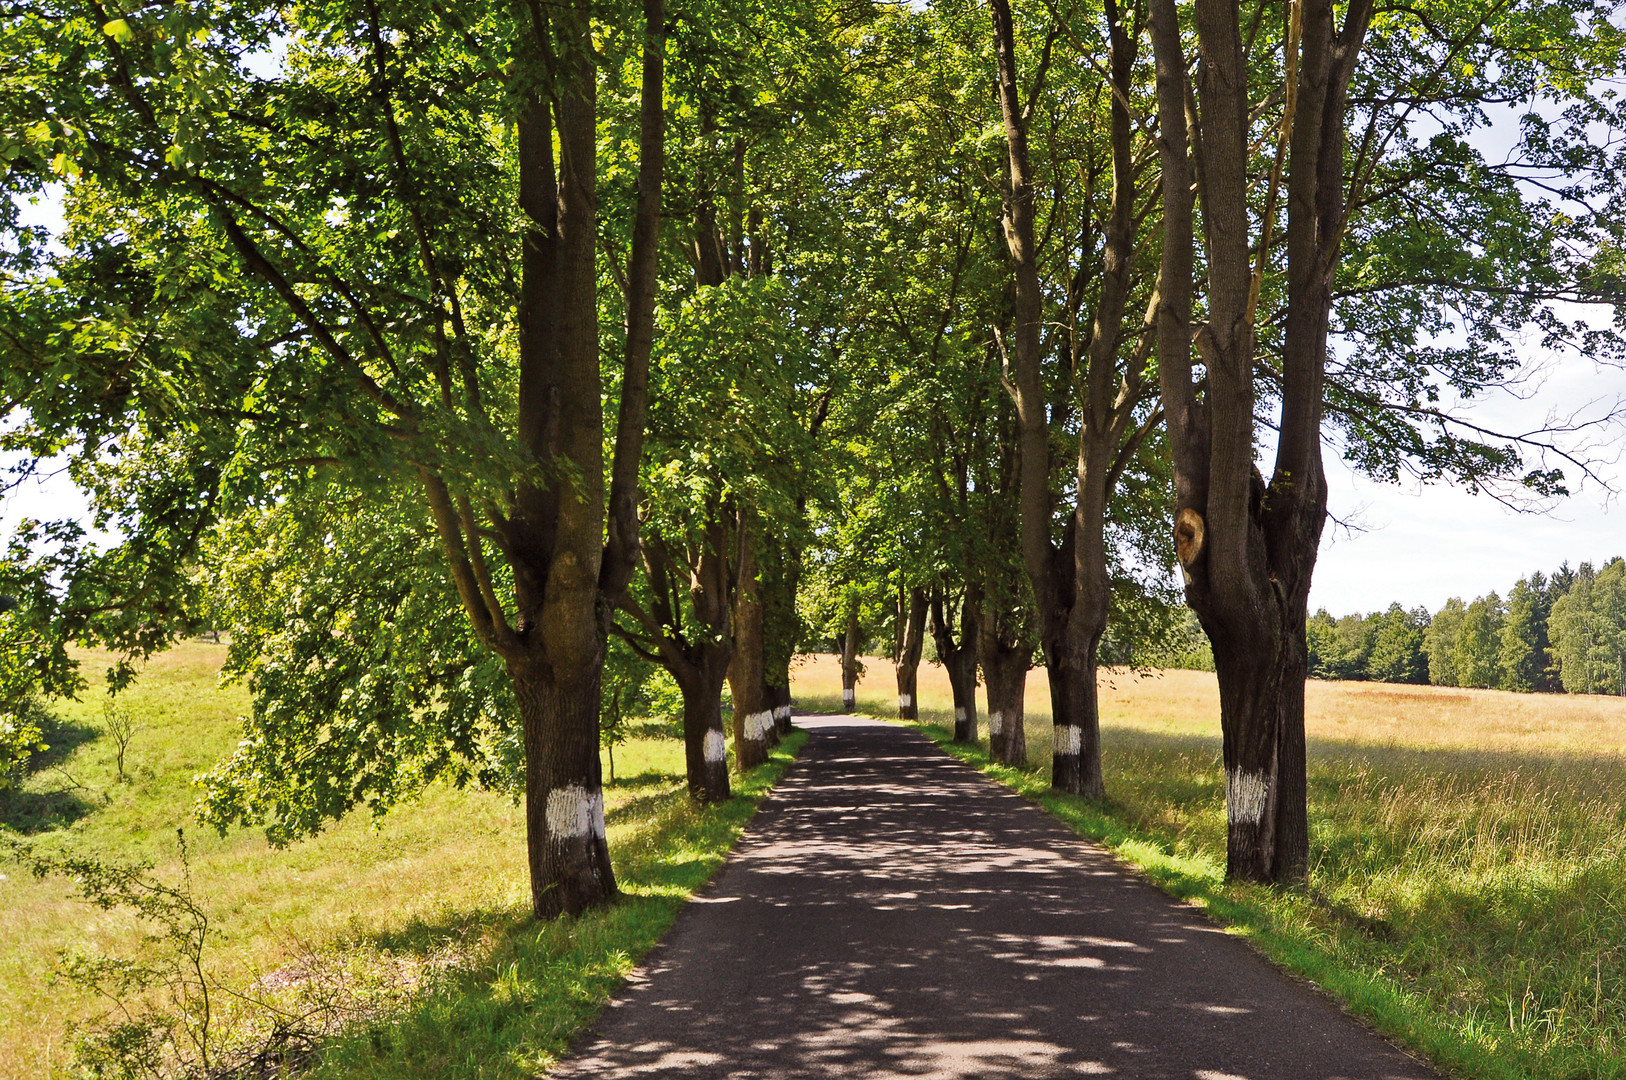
799, 684, 1626, 1080
1, 641, 806, 1078
301, 729, 806, 1079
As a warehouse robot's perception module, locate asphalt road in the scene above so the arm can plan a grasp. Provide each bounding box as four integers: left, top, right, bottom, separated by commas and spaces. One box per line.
553, 715, 1439, 1080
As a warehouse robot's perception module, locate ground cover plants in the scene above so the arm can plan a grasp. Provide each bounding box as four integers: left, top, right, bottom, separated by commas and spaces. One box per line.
795, 654, 1626, 1080
0, 642, 805, 1078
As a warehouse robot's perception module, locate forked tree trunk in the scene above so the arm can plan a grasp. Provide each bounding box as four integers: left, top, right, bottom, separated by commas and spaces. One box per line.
893, 586, 928, 720
840, 608, 860, 712
730, 512, 772, 770
981, 636, 1031, 766
511, 656, 616, 919
1149, 0, 1367, 882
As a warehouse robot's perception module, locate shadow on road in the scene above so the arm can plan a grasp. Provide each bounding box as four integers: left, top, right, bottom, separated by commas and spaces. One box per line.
555, 717, 1434, 1080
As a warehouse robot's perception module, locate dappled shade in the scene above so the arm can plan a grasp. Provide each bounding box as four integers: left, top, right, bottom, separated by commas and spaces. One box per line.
556, 718, 1435, 1079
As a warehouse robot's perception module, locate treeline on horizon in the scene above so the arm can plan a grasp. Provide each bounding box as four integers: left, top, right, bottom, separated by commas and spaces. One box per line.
1164, 557, 1626, 696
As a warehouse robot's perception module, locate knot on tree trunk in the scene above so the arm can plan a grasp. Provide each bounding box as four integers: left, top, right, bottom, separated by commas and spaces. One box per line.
1174, 507, 1205, 573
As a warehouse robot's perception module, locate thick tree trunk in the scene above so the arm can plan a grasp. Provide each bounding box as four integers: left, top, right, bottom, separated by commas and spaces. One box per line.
1043, 638, 1105, 798
840, 608, 860, 712
511, 655, 616, 919
676, 661, 732, 804
1149, 0, 1368, 883
980, 636, 1031, 766
893, 586, 927, 720
730, 512, 772, 770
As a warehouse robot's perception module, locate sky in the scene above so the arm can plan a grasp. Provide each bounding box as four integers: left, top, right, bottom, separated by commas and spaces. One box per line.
6, 101, 1625, 619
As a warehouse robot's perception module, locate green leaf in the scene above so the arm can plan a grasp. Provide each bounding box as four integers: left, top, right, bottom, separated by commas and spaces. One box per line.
102, 18, 132, 43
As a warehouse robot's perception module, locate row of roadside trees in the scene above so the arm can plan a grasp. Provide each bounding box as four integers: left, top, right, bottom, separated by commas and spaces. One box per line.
4, 0, 1625, 913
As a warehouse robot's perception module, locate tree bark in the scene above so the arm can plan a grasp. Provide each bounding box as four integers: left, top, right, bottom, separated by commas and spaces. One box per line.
980, 634, 1031, 766
510, 655, 616, 919
893, 586, 928, 720
1150, 0, 1371, 883
930, 589, 981, 743
675, 660, 733, 804
730, 509, 773, 770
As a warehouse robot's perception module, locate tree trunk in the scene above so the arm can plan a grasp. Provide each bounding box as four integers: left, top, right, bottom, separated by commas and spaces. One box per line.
989, 0, 1115, 801
932, 589, 981, 742
761, 533, 799, 736
767, 680, 794, 737
1149, 0, 1370, 883
676, 660, 732, 804
893, 586, 927, 720
511, 655, 617, 919
981, 636, 1031, 766
840, 607, 860, 712
730, 511, 772, 770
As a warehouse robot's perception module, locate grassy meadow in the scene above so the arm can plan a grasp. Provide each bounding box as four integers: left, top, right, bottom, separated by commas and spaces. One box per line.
794, 654, 1626, 1080
0, 641, 804, 1079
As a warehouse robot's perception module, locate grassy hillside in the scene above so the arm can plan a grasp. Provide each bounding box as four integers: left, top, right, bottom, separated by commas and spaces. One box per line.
796, 654, 1626, 1080
0, 642, 804, 1078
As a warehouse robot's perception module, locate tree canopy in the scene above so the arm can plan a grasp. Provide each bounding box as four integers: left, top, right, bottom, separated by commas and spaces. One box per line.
4, 0, 1624, 906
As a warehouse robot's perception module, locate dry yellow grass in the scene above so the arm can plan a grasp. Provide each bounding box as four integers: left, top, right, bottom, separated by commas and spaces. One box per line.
791, 652, 1626, 753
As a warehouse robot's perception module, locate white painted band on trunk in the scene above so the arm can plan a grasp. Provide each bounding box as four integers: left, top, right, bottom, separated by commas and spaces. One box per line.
591, 790, 606, 839
898, 693, 912, 708
545, 784, 594, 838
843, 689, 855, 707
988, 710, 1003, 735
955, 707, 967, 722
703, 729, 727, 764
744, 710, 773, 741
1055, 724, 1083, 756
775, 705, 791, 721
1227, 769, 1269, 826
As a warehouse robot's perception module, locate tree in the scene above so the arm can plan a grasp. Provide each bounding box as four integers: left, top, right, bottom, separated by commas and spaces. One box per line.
614, 279, 809, 797
4, 0, 668, 917
1550, 558, 1626, 695
1149, 0, 1625, 882
1424, 599, 1467, 687
989, 0, 1168, 798
1454, 594, 1506, 690
1368, 605, 1429, 685
1500, 573, 1555, 692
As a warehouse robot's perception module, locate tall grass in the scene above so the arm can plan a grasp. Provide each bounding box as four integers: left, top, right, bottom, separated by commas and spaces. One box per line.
798, 653, 1626, 1080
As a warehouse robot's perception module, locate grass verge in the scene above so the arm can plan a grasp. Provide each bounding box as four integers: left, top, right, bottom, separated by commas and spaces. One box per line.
300, 728, 807, 1080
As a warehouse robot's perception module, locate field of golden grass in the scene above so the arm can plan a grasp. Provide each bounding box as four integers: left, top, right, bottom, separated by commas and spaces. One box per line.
793, 653, 1626, 1079
791, 651, 1626, 753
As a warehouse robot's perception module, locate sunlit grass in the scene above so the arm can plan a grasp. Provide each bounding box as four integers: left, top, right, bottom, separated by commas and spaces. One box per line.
796, 652, 1626, 1080
1, 642, 804, 1078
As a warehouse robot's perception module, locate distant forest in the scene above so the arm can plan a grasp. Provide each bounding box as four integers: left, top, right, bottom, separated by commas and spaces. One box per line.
1166, 558, 1626, 696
